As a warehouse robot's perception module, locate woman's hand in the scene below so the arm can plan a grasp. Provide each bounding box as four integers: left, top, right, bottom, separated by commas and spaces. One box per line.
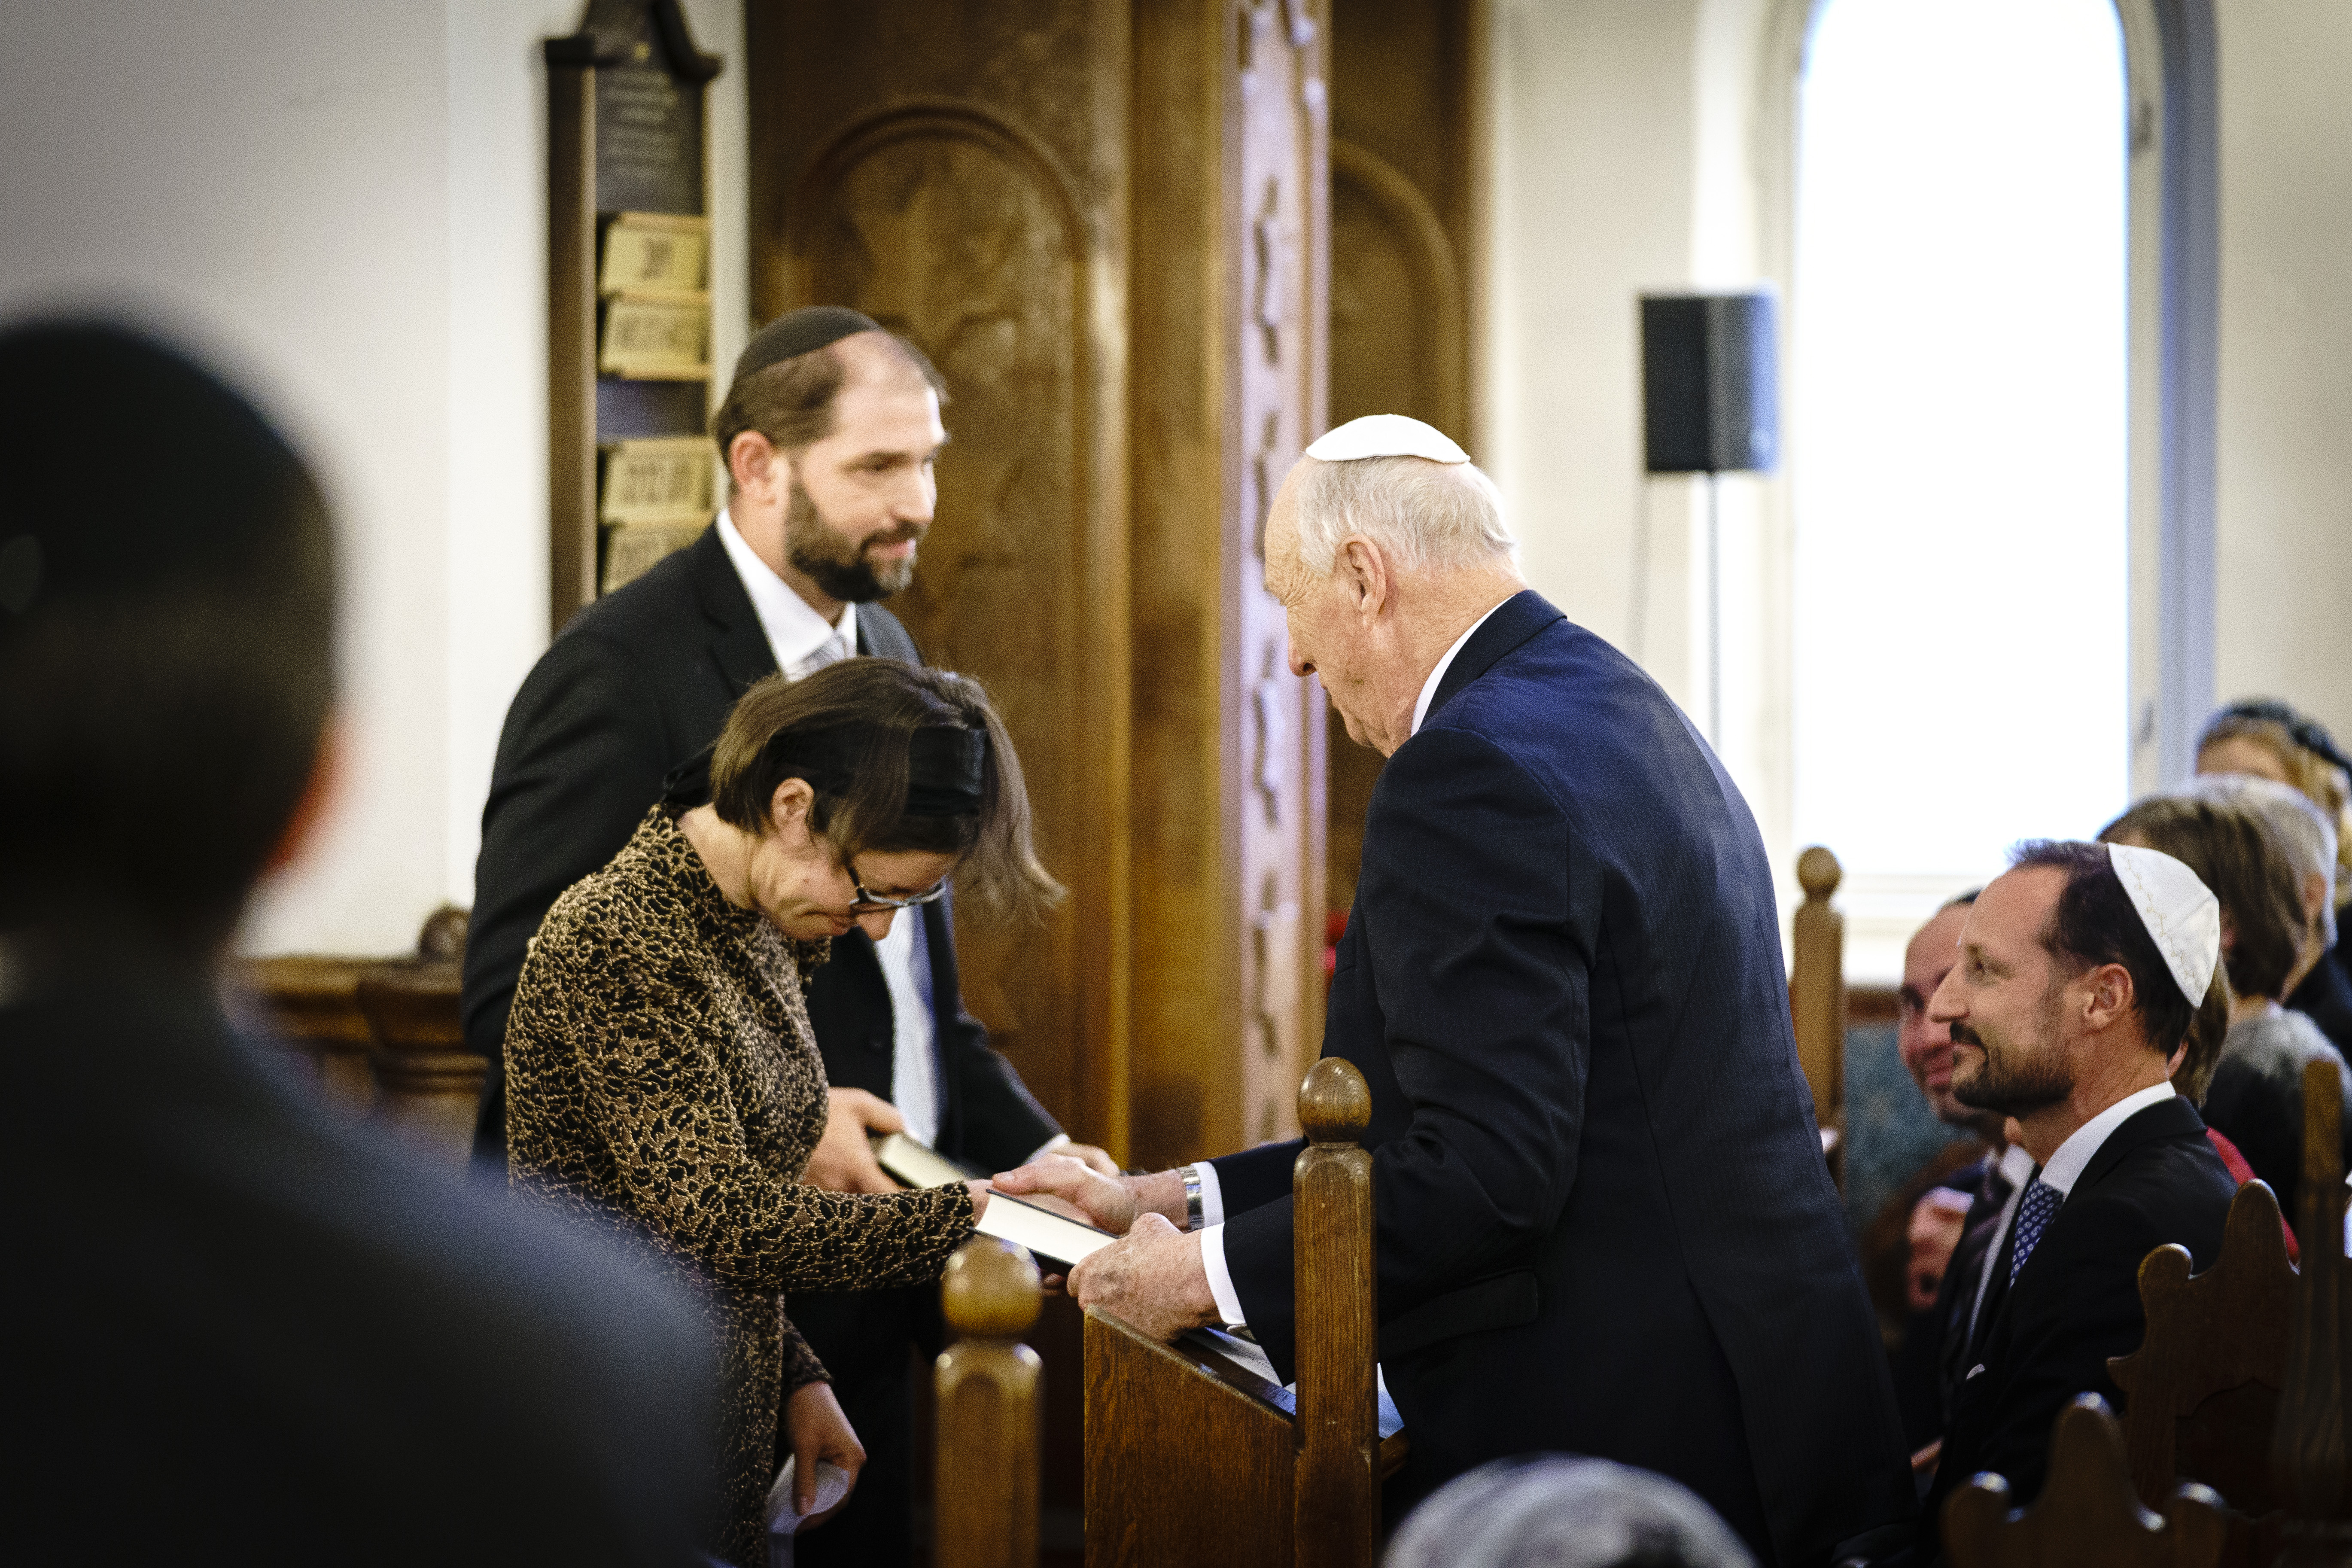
803, 1088, 905, 1194
782, 1381, 864, 1528
991, 1154, 1145, 1234
963, 1179, 992, 1221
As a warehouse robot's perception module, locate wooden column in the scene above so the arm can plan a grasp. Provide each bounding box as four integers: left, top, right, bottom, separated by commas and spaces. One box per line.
1292, 1058, 1379, 1568
937, 1239, 1044, 1568
1323, 0, 1483, 919
750, 0, 1134, 1158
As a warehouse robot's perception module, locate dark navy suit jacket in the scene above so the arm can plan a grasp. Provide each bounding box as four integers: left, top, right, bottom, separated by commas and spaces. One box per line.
1208, 591, 1914, 1565
1922, 1096, 2234, 1553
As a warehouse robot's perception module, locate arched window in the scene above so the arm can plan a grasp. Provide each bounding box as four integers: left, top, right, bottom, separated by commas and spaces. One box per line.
1789, 0, 2132, 904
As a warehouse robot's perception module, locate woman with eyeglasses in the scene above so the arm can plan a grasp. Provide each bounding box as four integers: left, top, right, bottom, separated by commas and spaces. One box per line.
504, 658, 1061, 1568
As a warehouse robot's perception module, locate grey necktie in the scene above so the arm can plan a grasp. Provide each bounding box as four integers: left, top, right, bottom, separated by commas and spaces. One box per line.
794, 626, 852, 679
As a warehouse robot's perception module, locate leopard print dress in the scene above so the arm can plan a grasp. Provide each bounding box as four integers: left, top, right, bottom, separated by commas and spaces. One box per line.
506, 807, 976, 1567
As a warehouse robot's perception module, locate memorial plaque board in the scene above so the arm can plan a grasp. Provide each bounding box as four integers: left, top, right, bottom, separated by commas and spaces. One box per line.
599, 213, 710, 296
601, 518, 708, 594
596, 64, 704, 215
599, 435, 713, 524
598, 295, 711, 378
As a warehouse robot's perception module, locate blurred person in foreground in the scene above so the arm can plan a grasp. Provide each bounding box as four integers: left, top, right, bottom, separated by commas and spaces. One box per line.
504, 658, 1062, 1568
1385, 1456, 1755, 1568
1917, 840, 2236, 1555
2183, 768, 2352, 1055
0, 321, 714, 1563
2102, 792, 2352, 1224
2197, 699, 2352, 1008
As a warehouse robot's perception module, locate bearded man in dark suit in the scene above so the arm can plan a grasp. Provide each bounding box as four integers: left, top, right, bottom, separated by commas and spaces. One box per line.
1919, 839, 2238, 1556
465, 308, 1112, 1566
1000, 416, 1916, 1566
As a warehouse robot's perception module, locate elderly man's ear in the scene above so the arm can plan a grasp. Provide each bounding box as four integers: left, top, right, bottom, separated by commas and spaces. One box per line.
1337, 535, 1389, 617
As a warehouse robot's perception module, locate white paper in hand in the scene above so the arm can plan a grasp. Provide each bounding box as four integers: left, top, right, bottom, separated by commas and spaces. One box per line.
766, 1455, 853, 1534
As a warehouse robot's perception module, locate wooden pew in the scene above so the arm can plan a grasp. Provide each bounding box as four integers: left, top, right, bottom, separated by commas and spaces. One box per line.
936, 1237, 1044, 1568
1083, 1058, 1399, 1568
2108, 1181, 2296, 1567
1943, 1394, 2227, 1568
2269, 1057, 2352, 1565
225, 906, 484, 1166
1790, 845, 1847, 1184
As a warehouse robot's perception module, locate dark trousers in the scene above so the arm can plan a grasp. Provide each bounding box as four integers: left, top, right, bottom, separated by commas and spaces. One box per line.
786, 1285, 941, 1568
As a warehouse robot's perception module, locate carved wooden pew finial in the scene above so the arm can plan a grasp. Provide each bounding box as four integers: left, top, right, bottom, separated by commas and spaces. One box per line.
1295, 1056, 1378, 1568
936, 1236, 1043, 1568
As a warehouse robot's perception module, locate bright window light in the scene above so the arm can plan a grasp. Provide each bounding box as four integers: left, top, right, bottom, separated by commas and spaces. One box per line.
1791, 0, 2130, 888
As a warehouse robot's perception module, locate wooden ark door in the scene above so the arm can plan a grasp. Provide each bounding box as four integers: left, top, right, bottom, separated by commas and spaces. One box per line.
1323, 0, 1481, 920
748, 1, 1327, 1167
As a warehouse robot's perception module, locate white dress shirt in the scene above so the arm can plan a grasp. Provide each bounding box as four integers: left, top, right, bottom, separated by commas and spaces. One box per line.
715, 511, 856, 676
1964, 1081, 2177, 1347
1194, 595, 1516, 1330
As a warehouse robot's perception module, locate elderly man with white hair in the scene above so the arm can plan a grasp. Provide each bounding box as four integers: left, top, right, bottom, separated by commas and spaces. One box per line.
1000, 417, 1913, 1564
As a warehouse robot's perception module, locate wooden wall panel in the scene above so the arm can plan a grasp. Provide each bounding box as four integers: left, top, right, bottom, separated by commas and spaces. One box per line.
1324, 0, 1481, 916
750, 2, 1132, 1154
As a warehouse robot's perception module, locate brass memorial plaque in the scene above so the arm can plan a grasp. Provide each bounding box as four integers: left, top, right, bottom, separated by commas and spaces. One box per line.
599, 435, 714, 524
599, 520, 707, 594
599, 213, 710, 297
599, 296, 711, 378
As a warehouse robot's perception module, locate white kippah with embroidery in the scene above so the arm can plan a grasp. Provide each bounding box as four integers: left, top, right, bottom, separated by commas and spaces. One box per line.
1305, 414, 1470, 464
2107, 841, 2221, 1005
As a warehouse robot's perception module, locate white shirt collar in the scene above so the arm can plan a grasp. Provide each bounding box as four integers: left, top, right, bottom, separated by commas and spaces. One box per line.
1410, 598, 1512, 737
2038, 1080, 2177, 1197
715, 509, 856, 673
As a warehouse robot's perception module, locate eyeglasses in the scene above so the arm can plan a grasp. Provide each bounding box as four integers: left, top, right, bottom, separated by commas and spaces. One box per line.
847, 863, 952, 915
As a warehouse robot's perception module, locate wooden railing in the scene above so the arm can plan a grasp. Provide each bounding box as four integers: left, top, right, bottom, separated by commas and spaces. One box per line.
1790, 845, 1847, 1184
936, 1237, 1044, 1568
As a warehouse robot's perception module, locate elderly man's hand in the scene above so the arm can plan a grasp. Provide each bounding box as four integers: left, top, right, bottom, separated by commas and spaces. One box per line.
992, 1153, 1153, 1233
804, 1088, 904, 1194
1068, 1213, 1220, 1340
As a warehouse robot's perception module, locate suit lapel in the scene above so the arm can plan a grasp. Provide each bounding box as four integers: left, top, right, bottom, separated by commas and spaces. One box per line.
1424, 589, 1567, 725
688, 526, 779, 697
2074, 1095, 2205, 1195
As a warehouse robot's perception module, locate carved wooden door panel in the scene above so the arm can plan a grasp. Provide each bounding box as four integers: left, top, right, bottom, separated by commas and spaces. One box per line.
751, 4, 1131, 1153
1232, 0, 1330, 1150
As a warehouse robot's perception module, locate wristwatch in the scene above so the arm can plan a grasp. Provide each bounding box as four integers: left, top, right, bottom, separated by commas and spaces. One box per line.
1181, 1164, 1205, 1232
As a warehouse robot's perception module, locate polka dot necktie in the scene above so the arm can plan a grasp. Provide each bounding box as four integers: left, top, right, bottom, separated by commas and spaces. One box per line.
2009, 1176, 2060, 1284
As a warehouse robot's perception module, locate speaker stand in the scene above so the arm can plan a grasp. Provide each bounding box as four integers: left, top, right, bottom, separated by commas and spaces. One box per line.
1705, 468, 1722, 749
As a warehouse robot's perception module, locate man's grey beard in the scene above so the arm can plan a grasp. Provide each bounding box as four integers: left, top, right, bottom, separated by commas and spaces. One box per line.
783, 478, 922, 603
1950, 983, 2072, 1118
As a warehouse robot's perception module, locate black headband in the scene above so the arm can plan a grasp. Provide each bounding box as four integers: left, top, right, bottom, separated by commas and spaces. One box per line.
730, 306, 883, 388
662, 723, 989, 818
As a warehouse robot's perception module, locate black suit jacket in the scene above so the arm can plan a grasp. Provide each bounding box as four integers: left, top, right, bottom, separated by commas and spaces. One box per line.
1208, 592, 1914, 1565
463, 526, 1057, 1169
2288, 942, 2352, 1058
3, 960, 715, 1564
1922, 1096, 2235, 1551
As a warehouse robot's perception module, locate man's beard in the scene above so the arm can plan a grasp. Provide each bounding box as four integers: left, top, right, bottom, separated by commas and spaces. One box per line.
783, 477, 923, 603
1950, 982, 2072, 1118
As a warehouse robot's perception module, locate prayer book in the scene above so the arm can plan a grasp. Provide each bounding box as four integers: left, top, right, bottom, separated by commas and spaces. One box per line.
871, 1131, 979, 1188
974, 1191, 1119, 1270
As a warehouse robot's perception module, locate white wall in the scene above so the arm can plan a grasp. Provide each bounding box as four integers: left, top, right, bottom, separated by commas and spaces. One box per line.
1482, 0, 2352, 978
0, 0, 747, 956
2214, 2, 2352, 749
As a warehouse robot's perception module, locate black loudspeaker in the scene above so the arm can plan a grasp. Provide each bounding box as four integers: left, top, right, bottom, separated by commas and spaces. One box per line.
1640, 293, 1778, 474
